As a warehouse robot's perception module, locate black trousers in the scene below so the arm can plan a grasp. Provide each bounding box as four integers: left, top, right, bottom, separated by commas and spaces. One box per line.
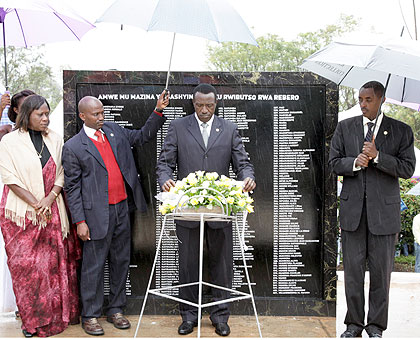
341, 199, 396, 334
80, 200, 130, 322
176, 222, 233, 324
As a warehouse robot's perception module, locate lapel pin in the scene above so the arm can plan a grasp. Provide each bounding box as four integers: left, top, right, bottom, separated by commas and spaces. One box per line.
110, 133, 114, 137
216, 128, 220, 132
383, 131, 388, 135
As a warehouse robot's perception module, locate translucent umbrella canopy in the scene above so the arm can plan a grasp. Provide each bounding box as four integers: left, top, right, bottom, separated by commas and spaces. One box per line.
0, 0, 95, 47
300, 33, 420, 106
97, 0, 257, 45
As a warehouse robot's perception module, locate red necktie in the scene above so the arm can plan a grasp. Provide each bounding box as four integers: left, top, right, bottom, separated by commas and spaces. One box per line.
94, 130, 103, 143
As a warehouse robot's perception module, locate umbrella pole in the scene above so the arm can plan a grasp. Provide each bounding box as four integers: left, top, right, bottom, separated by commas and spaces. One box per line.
372, 73, 391, 132
2, 21, 7, 91
165, 32, 176, 90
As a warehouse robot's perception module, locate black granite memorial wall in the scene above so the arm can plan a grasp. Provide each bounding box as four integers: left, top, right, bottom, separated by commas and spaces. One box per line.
63, 71, 338, 317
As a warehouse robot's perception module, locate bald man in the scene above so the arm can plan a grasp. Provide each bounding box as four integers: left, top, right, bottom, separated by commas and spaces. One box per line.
62, 92, 169, 336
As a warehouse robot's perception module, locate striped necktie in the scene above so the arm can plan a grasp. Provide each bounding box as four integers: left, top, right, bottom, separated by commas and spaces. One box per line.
365, 122, 374, 142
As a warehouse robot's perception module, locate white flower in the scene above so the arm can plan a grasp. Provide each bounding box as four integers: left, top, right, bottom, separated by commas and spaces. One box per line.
206, 172, 219, 180
201, 189, 208, 196
159, 205, 167, 215
189, 177, 198, 185
177, 190, 185, 197
202, 181, 210, 188
196, 170, 205, 178
238, 199, 246, 207
190, 197, 199, 205
186, 173, 197, 184
175, 180, 185, 190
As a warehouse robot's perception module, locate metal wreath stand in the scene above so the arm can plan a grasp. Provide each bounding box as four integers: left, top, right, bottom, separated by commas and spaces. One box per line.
134, 187, 262, 338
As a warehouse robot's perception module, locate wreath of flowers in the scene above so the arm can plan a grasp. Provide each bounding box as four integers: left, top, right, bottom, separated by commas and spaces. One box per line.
158, 171, 254, 216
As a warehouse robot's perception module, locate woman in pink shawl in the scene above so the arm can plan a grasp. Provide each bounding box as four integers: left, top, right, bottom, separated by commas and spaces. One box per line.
0, 95, 80, 337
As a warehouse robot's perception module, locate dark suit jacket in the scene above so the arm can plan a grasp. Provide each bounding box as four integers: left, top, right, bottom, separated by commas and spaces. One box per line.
62, 113, 166, 240
329, 114, 415, 235
156, 114, 255, 228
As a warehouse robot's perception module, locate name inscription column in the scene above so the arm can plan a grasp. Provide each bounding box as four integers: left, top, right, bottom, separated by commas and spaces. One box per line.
272, 106, 319, 295
218, 106, 256, 290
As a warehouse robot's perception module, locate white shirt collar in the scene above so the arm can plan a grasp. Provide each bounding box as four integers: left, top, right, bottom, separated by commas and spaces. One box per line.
363, 112, 383, 137
83, 124, 104, 141
195, 113, 214, 132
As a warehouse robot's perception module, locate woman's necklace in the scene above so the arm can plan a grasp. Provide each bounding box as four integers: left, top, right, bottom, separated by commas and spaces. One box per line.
35, 138, 45, 159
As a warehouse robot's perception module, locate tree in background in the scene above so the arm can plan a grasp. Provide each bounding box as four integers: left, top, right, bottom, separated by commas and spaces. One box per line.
0, 46, 61, 110
386, 104, 420, 149
206, 14, 359, 111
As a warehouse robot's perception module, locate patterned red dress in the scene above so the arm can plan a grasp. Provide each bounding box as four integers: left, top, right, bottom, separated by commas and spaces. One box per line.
0, 157, 80, 337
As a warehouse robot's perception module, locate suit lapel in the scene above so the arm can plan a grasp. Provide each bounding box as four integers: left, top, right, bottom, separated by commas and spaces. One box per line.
374, 115, 390, 150
206, 116, 223, 151
187, 114, 206, 151
80, 128, 106, 169
102, 125, 119, 163
355, 116, 364, 152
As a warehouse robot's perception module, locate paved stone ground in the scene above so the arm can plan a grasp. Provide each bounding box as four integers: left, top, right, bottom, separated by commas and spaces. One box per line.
1, 271, 419, 338
336, 271, 420, 338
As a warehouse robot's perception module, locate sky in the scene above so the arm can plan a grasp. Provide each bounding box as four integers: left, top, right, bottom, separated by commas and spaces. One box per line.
41, 0, 419, 79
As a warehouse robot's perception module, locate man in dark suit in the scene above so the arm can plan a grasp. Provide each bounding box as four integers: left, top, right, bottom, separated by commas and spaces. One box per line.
329, 81, 415, 338
62, 91, 169, 336
156, 83, 255, 337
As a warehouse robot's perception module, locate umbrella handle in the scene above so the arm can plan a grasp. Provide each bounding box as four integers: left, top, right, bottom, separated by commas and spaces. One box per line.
165, 32, 176, 89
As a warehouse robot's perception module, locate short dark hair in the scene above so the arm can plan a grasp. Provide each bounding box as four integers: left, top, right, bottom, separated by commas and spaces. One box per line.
360, 81, 385, 98
15, 95, 50, 132
8, 89, 36, 123
193, 83, 217, 101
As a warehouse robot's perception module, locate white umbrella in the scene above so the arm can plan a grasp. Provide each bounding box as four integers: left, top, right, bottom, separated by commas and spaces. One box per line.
300, 33, 420, 107
96, 0, 258, 88
0, 0, 95, 89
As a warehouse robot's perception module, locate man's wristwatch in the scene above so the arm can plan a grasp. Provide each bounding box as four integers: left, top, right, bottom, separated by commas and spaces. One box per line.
154, 107, 163, 113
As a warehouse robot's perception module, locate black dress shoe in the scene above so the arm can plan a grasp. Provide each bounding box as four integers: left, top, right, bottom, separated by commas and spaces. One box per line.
212, 322, 231, 336
178, 321, 197, 335
340, 329, 362, 338
366, 331, 382, 338
22, 330, 35, 338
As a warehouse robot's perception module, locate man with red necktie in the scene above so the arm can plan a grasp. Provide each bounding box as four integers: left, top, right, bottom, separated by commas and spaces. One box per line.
62, 91, 169, 336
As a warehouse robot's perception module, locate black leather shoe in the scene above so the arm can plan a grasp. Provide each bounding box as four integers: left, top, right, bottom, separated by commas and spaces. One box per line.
212, 322, 231, 336
22, 330, 35, 338
340, 329, 362, 338
366, 331, 382, 338
178, 321, 197, 335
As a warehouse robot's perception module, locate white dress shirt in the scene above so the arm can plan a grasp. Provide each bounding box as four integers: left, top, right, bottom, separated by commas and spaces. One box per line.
195, 113, 214, 137
83, 124, 105, 142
